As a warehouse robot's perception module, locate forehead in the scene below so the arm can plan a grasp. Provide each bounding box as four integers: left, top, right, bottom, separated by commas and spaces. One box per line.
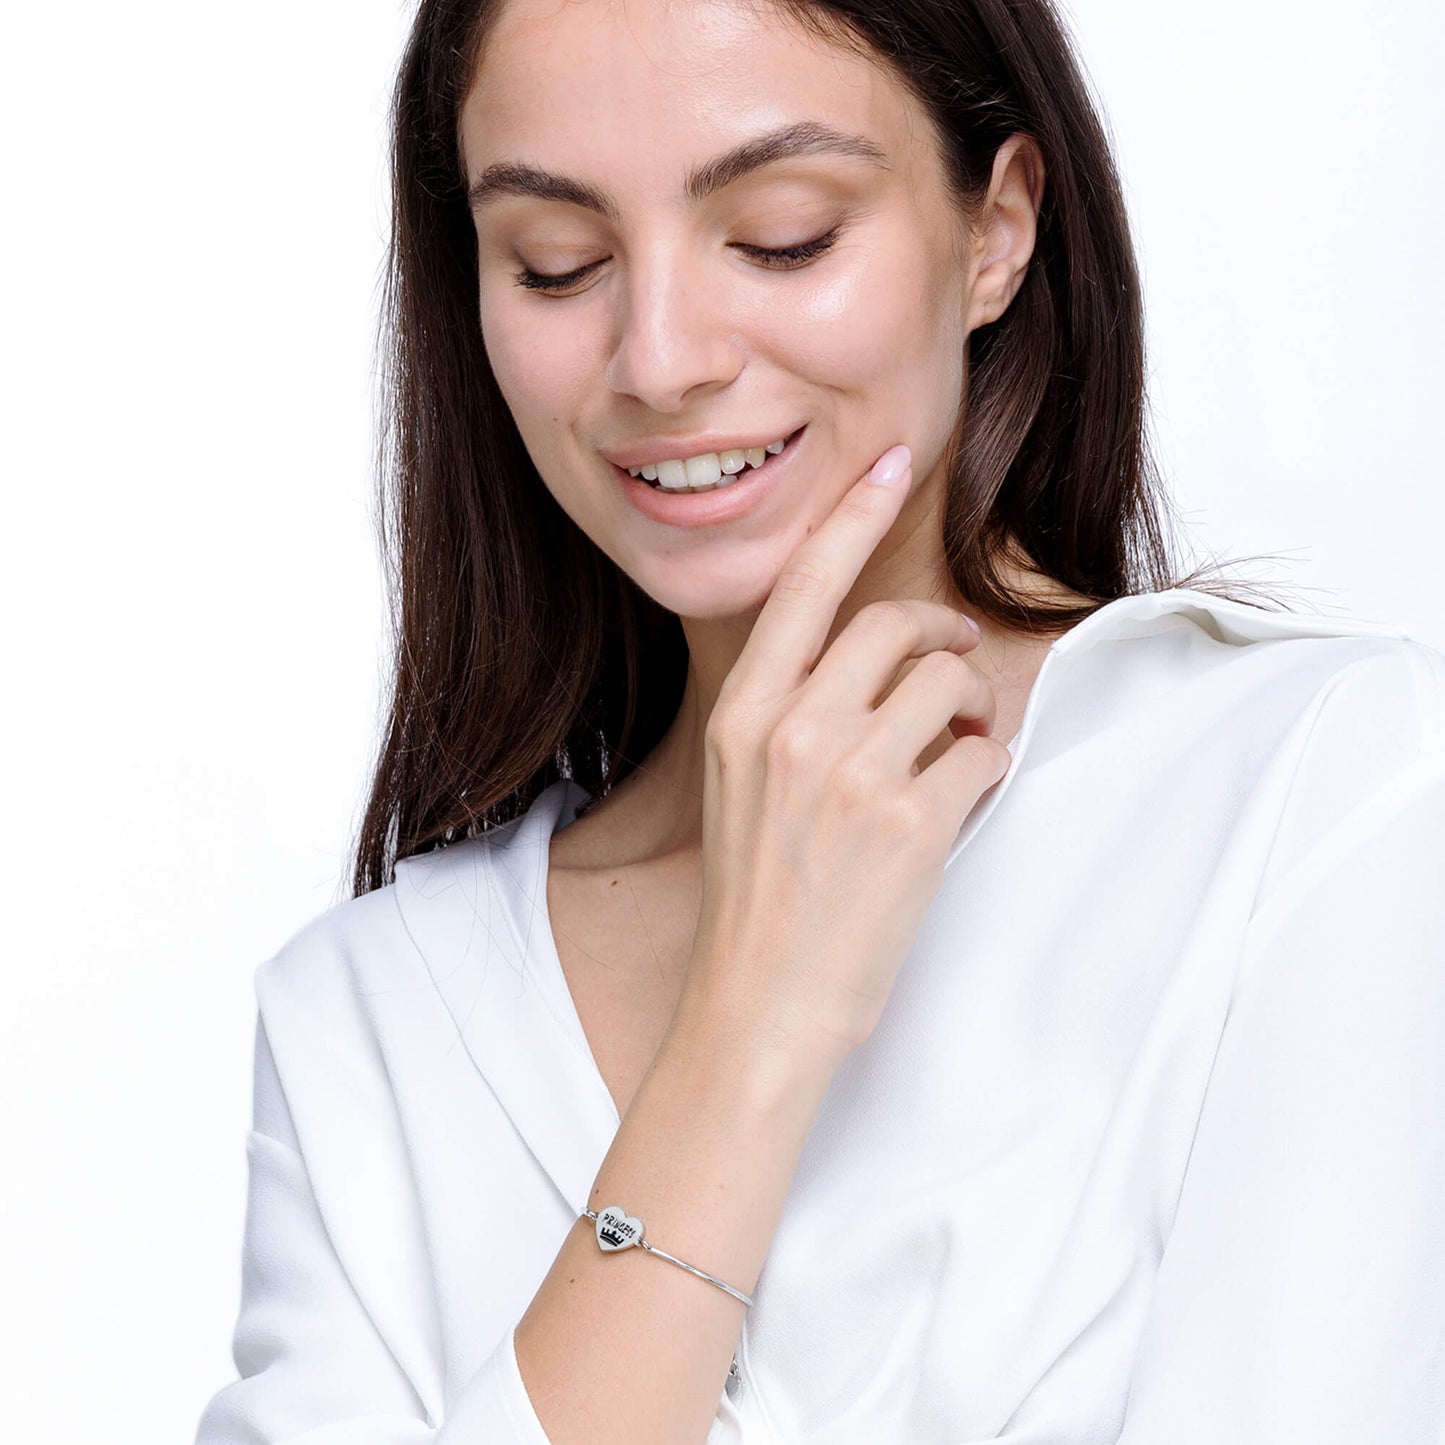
462, 0, 932, 180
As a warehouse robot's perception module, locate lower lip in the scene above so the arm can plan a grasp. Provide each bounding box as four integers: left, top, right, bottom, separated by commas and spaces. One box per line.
613, 428, 805, 528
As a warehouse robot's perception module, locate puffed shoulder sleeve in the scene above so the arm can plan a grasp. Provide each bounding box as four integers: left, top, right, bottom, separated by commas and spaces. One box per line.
194, 1012, 555, 1444
1118, 680, 1445, 1439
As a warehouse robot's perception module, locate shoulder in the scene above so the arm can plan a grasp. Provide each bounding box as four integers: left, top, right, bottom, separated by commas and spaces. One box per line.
254, 778, 586, 1030
254, 840, 493, 1020
248, 835, 515, 1143
252, 876, 419, 1041
1029, 590, 1445, 889
1072, 586, 1444, 745
1145, 589, 1445, 763
1098, 590, 1445, 890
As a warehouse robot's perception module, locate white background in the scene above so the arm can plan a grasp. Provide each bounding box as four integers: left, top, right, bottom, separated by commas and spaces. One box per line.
2, 2, 1440, 1438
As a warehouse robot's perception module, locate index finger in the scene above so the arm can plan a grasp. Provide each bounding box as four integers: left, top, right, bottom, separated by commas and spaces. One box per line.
731, 443, 913, 694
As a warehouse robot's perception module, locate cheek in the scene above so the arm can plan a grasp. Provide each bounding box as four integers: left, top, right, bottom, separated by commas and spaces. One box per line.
479, 291, 592, 433
478, 299, 605, 519
771, 271, 899, 377
761, 247, 967, 448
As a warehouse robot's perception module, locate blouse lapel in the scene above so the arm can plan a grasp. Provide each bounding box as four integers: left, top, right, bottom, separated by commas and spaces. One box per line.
392, 779, 619, 1217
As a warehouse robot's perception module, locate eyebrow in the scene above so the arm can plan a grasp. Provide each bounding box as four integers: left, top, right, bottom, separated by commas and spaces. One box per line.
465, 120, 890, 221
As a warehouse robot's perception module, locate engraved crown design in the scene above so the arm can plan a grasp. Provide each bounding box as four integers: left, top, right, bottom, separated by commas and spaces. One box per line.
595, 1205, 643, 1251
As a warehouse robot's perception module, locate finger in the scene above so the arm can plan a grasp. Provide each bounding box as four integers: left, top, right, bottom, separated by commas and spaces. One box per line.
863, 649, 997, 774
912, 730, 1013, 815
806, 598, 981, 713
728, 444, 913, 697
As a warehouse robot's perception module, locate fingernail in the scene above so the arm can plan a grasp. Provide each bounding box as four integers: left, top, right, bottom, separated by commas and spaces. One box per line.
867, 444, 911, 488
962, 614, 981, 633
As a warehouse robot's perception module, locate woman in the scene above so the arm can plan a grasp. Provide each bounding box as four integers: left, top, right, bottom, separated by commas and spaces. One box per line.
197, 0, 1445, 1441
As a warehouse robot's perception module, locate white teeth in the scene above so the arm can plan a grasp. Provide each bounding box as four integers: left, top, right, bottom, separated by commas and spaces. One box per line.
625, 436, 790, 489
683, 453, 723, 488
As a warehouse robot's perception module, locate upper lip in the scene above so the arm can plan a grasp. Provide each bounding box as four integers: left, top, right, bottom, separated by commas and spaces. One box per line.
601, 426, 802, 470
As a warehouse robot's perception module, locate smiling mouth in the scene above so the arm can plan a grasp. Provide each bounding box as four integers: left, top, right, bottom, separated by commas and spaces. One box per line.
631, 427, 805, 492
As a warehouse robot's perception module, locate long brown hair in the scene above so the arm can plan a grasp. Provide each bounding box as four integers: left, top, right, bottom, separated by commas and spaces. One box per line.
351, 0, 1274, 896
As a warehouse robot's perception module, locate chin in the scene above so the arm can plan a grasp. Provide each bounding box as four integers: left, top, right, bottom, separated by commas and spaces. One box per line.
630, 568, 776, 624
616, 509, 834, 624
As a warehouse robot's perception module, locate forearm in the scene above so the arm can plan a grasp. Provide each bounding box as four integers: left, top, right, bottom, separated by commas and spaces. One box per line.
513, 987, 838, 1444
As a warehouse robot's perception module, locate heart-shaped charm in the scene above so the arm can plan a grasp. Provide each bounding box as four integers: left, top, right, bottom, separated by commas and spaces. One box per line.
594, 1205, 645, 1252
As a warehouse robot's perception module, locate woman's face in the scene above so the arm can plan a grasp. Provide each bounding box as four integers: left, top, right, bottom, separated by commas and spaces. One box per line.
461, 0, 991, 620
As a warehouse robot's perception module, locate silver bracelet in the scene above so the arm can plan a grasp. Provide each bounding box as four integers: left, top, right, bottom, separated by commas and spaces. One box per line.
583, 1205, 755, 1308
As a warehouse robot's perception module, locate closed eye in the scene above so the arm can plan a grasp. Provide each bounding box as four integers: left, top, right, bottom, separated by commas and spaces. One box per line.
511, 225, 843, 295
512, 259, 598, 294
734, 226, 842, 270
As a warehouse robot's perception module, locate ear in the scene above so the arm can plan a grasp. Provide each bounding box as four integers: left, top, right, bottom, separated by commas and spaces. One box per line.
964, 135, 1046, 332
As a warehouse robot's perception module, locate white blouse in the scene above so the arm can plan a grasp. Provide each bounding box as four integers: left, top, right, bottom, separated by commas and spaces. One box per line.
196, 587, 1445, 1444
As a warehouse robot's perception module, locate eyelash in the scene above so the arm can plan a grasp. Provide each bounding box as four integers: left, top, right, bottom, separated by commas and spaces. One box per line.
511, 226, 843, 295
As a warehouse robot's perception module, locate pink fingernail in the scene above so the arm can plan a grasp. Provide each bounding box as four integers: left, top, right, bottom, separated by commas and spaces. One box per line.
867, 445, 911, 488
963, 614, 981, 633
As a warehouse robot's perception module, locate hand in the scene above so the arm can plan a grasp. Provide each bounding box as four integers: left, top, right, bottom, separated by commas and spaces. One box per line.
680, 444, 1010, 1069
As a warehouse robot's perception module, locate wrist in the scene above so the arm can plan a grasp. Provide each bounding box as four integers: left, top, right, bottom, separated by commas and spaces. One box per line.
666, 974, 847, 1109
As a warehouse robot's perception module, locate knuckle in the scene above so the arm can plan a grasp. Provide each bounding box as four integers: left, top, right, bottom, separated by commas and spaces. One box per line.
954, 732, 1011, 778
914, 648, 971, 688
704, 687, 735, 735
856, 597, 916, 631
882, 784, 933, 840
835, 490, 880, 527
828, 749, 880, 808
771, 557, 832, 603
704, 692, 756, 759
765, 714, 818, 771
703, 707, 736, 756
853, 598, 919, 644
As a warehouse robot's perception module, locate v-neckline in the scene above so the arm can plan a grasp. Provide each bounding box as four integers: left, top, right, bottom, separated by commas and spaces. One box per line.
516, 778, 627, 1129
511, 608, 1086, 1123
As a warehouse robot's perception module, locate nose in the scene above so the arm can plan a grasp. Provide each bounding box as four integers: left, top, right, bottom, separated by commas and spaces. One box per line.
603, 247, 744, 414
